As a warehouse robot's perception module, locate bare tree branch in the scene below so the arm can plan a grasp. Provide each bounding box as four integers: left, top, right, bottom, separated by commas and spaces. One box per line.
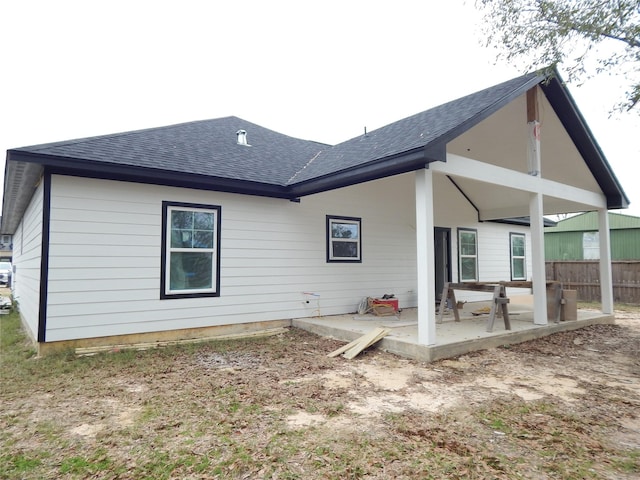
476, 0, 640, 112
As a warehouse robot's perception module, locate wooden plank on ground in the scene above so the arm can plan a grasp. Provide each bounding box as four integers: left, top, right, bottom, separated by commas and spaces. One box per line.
327, 327, 390, 359
342, 327, 391, 359
327, 336, 366, 358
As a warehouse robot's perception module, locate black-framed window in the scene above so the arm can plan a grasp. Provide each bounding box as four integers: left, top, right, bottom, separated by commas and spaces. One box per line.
326, 215, 361, 263
161, 201, 221, 299
510, 232, 527, 281
457, 228, 478, 282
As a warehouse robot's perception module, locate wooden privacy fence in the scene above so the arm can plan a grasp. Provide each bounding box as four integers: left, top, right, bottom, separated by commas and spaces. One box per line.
546, 261, 640, 304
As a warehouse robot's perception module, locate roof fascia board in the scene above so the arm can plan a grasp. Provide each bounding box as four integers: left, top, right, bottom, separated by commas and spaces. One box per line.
47, 166, 292, 199
424, 141, 447, 163
491, 217, 557, 227
7, 148, 431, 213
8, 150, 292, 200
289, 148, 430, 197
540, 76, 629, 209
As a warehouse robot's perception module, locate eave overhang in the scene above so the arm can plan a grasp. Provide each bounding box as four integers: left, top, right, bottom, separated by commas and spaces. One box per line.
1, 150, 292, 233
491, 217, 557, 228
1, 159, 45, 234
288, 147, 432, 197
3, 145, 446, 235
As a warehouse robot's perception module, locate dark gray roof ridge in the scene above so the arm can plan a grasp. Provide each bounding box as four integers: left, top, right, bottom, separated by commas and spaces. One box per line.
286, 150, 323, 185
11, 117, 241, 152
12, 116, 331, 153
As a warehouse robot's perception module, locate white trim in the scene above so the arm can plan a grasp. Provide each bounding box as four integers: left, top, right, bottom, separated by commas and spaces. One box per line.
529, 192, 547, 325
430, 154, 607, 211
510, 232, 527, 281
327, 216, 361, 262
458, 228, 478, 282
415, 169, 436, 345
165, 204, 219, 296
598, 208, 613, 314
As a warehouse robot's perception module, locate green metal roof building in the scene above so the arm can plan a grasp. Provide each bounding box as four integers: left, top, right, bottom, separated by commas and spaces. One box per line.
545, 212, 640, 260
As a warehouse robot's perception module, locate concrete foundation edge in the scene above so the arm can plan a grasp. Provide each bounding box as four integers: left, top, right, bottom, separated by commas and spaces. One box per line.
37, 319, 293, 356
35, 313, 615, 362
293, 315, 615, 363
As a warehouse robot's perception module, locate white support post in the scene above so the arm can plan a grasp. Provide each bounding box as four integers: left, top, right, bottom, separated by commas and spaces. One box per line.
598, 208, 614, 314
529, 191, 547, 325
526, 87, 548, 325
415, 169, 436, 345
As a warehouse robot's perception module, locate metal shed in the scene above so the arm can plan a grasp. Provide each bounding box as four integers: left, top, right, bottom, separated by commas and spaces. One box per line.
545, 212, 640, 261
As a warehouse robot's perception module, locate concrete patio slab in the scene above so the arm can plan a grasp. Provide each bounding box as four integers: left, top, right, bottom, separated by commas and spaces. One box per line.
293, 302, 614, 362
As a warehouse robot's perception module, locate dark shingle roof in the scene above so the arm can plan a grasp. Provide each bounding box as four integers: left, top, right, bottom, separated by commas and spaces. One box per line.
11, 116, 327, 186
8, 73, 542, 190
2, 69, 629, 234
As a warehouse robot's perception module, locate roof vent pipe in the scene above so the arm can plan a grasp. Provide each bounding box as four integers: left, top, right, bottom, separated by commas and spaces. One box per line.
236, 129, 251, 146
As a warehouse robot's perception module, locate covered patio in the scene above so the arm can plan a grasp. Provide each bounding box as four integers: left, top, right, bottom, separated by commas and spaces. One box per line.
402, 80, 625, 349
294, 76, 624, 361
293, 300, 614, 362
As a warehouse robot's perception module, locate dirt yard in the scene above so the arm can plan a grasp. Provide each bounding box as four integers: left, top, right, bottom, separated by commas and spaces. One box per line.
1, 307, 639, 479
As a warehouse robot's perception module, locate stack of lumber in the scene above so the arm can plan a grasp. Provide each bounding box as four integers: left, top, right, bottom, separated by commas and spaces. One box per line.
327, 327, 390, 359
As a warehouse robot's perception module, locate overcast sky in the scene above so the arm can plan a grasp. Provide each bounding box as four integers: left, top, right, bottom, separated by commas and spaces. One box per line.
3, 0, 639, 216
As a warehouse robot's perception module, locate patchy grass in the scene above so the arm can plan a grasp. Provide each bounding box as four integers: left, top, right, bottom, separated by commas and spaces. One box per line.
1, 309, 640, 479
577, 301, 640, 312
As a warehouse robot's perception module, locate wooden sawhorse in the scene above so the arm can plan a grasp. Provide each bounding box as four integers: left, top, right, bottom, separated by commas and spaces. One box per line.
437, 282, 511, 332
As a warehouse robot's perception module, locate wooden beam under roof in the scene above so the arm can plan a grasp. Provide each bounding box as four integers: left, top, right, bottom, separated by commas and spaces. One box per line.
527, 86, 540, 123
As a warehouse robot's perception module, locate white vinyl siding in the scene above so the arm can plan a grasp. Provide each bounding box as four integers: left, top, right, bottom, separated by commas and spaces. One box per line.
43, 174, 419, 341
432, 174, 532, 302
42, 172, 534, 342
457, 226, 533, 302
11, 181, 45, 341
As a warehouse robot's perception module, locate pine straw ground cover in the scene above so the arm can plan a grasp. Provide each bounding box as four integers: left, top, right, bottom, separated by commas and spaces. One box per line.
1, 307, 639, 479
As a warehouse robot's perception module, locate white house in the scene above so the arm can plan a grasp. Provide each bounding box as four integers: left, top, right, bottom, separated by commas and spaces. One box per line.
1, 70, 628, 355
